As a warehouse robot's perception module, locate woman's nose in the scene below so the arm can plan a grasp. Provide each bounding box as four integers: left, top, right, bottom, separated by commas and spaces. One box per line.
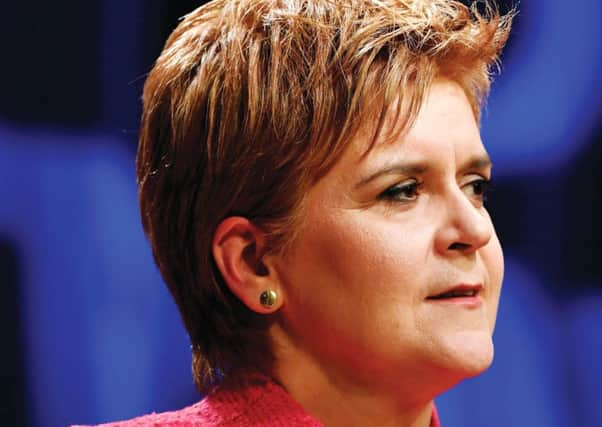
434, 187, 493, 255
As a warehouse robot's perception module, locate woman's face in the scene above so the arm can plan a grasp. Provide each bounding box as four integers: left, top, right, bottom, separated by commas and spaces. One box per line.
272, 80, 504, 397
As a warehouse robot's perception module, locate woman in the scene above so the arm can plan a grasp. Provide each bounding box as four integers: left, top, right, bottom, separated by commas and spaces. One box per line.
110, 0, 513, 425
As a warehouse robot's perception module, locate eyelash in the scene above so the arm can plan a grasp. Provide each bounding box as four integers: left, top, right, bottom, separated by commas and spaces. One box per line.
379, 179, 422, 203
378, 178, 492, 205
466, 178, 491, 204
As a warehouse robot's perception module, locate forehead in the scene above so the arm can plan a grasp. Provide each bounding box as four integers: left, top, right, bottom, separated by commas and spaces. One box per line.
351, 80, 485, 166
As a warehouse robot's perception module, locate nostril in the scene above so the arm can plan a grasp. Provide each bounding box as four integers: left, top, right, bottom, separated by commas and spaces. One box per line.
449, 242, 470, 251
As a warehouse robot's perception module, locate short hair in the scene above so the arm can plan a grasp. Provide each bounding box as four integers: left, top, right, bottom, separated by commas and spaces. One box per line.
138, 0, 514, 391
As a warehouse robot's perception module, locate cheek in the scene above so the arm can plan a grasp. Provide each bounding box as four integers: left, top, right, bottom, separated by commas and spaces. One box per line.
283, 211, 435, 348
280, 211, 419, 327
483, 231, 504, 331
278, 212, 428, 372
297, 211, 425, 293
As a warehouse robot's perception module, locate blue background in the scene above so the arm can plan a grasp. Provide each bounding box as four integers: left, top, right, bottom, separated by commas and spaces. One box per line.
1, 1, 601, 426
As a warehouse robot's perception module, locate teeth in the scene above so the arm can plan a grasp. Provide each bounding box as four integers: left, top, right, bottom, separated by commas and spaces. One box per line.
451, 290, 476, 297
430, 289, 477, 299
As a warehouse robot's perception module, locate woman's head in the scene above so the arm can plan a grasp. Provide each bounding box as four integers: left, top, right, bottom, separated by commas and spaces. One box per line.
138, 0, 513, 391
265, 79, 504, 405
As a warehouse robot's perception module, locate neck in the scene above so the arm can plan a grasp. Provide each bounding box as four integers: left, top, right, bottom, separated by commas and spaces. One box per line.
271, 327, 440, 427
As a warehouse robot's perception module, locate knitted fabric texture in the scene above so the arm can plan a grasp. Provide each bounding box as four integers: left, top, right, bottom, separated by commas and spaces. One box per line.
77, 376, 442, 426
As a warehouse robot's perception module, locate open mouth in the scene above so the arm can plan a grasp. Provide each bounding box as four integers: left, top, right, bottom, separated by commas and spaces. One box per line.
426, 285, 481, 301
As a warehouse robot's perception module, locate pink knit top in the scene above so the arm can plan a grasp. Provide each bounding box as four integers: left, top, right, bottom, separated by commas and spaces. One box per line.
82, 376, 441, 426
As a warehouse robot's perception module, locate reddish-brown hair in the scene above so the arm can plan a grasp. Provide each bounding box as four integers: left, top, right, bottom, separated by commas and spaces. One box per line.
138, 0, 513, 391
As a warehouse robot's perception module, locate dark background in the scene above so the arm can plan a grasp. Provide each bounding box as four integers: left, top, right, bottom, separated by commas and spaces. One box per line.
1, 1, 601, 426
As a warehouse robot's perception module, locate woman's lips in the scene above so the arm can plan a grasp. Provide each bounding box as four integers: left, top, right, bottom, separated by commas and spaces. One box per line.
425, 284, 483, 307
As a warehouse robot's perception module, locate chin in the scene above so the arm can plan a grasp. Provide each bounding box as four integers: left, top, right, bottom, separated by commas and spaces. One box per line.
440, 330, 495, 379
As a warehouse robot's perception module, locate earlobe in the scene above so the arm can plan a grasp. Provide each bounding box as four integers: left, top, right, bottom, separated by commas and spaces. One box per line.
212, 216, 283, 314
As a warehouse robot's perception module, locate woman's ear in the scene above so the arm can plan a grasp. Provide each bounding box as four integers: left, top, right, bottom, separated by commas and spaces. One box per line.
212, 216, 283, 314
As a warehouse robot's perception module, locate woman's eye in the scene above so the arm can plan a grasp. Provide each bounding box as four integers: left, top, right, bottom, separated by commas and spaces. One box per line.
379, 180, 421, 203
464, 177, 491, 204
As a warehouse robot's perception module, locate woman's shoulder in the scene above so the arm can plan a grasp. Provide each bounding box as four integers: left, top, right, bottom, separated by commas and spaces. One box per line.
85, 399, 209, 426
76, 375, 322, 426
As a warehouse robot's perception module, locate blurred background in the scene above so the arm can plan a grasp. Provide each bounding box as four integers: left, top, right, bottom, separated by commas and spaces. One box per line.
1, 1, 601, 426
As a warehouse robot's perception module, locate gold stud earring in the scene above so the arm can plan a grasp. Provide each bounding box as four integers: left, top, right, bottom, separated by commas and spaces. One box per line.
260, 289, 278, 308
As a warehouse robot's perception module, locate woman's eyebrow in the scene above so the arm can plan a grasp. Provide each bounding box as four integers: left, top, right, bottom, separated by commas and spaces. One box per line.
354, 153, 492, 189
354, 163, 428, 189
458, 153, 492, 173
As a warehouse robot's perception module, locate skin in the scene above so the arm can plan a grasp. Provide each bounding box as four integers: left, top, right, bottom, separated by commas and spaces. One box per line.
266, 80, 505, 426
